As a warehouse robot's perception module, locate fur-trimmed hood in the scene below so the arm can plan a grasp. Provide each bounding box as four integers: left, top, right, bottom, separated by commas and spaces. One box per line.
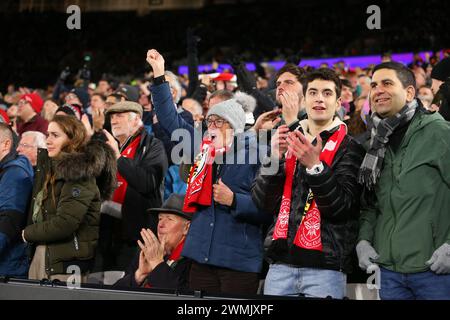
54, 139, 117, 201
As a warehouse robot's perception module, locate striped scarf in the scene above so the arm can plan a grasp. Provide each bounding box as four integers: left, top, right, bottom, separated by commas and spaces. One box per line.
358, 99, 418, 190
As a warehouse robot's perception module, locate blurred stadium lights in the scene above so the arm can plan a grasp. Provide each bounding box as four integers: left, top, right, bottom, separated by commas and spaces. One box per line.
178, 50, 444, 74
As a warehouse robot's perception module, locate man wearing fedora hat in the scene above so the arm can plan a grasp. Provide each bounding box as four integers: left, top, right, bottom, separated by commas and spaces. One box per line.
97, 101, 168, 272
113, 194, 191, 290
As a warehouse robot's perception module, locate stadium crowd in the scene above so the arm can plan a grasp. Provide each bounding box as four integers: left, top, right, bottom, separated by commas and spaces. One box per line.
0, 21, 450, 298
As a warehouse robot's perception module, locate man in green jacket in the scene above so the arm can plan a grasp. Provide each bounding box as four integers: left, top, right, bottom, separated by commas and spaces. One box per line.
357, 61, 450, 300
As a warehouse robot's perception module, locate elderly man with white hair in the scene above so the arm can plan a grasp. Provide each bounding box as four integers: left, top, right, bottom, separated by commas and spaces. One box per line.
99, 101, 168, 271
16, 131, 47, 167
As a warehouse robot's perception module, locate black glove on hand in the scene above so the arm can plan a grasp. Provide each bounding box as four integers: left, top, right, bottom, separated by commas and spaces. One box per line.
229, 55, 256, 92
79, 65, 91, 81
59, 67, 71, 82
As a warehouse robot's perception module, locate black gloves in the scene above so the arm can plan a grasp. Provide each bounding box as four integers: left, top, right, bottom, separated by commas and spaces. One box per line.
59, 67, 71, 82
230, 55, 257, 92
79, 64, 91, 81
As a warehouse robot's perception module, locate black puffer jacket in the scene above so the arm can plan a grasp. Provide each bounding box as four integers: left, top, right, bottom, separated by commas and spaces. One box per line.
252, 126, 364, 273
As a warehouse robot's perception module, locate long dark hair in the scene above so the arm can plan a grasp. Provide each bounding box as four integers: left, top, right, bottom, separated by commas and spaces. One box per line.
50, 115, 88, 155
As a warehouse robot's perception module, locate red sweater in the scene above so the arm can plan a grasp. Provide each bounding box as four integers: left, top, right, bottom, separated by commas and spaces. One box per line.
17, 114, 48, 136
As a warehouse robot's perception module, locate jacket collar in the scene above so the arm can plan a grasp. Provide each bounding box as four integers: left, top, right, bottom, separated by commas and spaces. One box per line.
398, 100, 438, 150
119, 127, 145, 153
299, 117, 347, 142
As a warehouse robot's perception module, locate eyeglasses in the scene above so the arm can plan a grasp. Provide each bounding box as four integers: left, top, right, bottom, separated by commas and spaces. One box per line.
65, 93, 79, 101
18, 100, 30, 106
18, 143, 36, 149
206, 118, 228, 128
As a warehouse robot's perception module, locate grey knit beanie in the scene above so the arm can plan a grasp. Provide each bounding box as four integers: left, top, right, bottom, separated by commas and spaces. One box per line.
206, 99, 246, 133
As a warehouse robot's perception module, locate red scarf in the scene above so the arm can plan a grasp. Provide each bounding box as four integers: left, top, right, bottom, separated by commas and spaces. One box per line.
112, 134, 142, 204
183, 138, 226, 213
273, 124, 347, 251
167, 239, 186, 265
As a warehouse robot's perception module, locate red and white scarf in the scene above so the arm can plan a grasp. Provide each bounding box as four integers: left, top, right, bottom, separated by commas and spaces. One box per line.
273, 124, 347, 251
183, 138, 227, 213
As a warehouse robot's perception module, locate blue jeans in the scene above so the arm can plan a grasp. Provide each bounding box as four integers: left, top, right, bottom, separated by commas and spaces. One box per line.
264, 263, 346, 299
380, 267, 450, 300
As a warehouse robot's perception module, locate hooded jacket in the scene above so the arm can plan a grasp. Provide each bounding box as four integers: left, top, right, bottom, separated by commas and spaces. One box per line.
24, 140, 117, 275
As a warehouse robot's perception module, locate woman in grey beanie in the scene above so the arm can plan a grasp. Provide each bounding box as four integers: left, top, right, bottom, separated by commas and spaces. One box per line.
147, 48, 272, 295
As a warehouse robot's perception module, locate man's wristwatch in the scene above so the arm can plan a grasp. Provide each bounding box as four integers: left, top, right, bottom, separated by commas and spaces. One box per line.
306, 162, 324, 175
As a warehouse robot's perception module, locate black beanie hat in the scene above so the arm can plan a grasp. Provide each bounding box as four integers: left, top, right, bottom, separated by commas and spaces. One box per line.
431, 57, 450, 81
56, 103, 83, 120
71, 88, 90, 111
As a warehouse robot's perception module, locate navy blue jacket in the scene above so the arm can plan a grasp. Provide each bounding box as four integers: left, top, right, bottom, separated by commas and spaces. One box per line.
151, 82, 271, 273
0, 154, 34, 278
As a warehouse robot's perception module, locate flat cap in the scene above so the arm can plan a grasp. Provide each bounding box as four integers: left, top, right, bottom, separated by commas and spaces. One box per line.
105, 101, 143, 118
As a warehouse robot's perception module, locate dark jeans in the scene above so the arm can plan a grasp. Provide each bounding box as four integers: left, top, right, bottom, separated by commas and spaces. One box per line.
380, 267, 450, 300
189, 261, 260, 295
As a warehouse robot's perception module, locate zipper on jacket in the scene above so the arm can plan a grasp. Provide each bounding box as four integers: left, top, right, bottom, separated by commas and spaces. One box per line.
73, 234, 79, 251
213, 164, 222, 206
45, 245, 52, 277
215, 164, 222, 183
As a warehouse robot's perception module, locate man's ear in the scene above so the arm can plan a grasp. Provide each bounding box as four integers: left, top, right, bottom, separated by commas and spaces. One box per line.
335, 96, 342, 111
4, 138, 11, 150
406, 85, 416, 103
298, 87, 304, 104
170, 87, 177, 100
1, 139, 11, 155
183, 221, 190, 236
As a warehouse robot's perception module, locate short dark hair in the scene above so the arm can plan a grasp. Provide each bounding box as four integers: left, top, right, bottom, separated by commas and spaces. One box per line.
372, 62, 416, 89
107, 93, 124, 103
303, 68, 342, 98
275, 63, 305, 83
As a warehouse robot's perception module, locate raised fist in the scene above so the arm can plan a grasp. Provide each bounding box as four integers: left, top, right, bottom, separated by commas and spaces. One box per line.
146, 49, 165, 78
